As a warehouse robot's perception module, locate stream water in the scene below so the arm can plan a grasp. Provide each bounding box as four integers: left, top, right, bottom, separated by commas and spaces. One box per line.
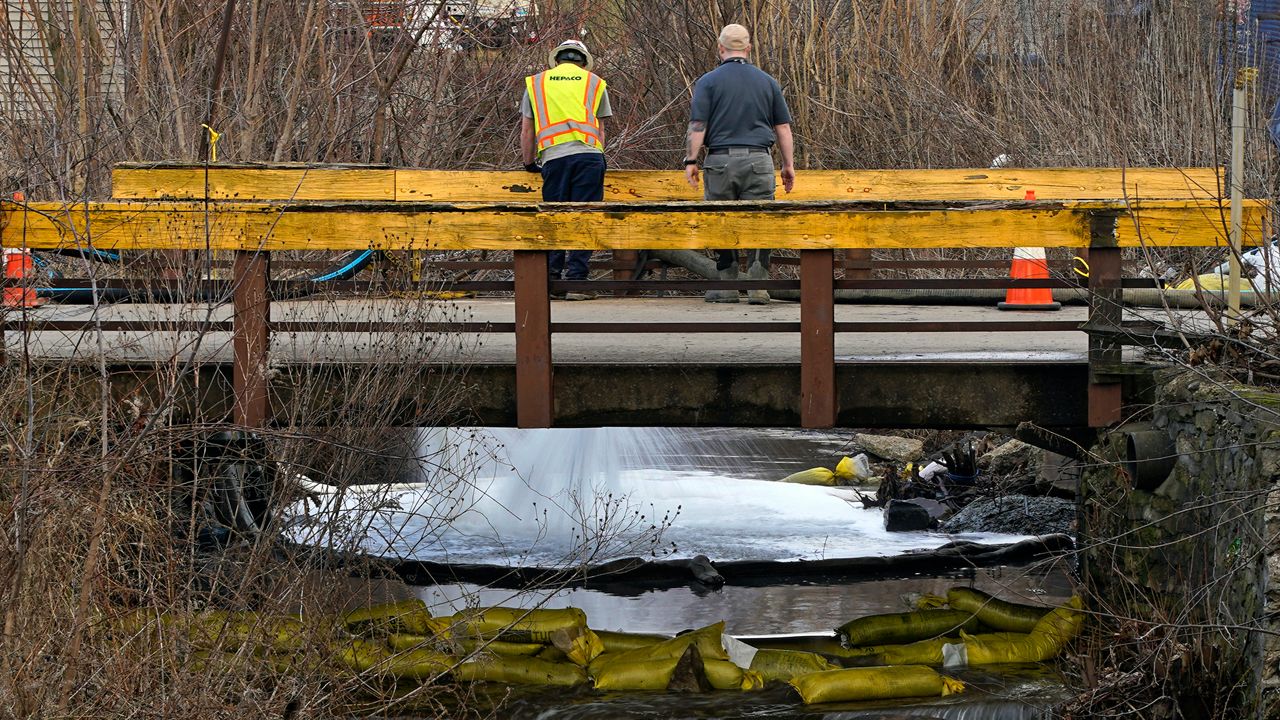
292, 427, 1076, 718
292, 427, 1029, 566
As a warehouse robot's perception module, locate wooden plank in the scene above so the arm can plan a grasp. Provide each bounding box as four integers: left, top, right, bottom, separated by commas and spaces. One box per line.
1116, 201, 1268, 248
6, 200, 1265, 251
513, 251, 553, 428
800, 250, 836, 428
111, 165, 1223, 202
112, 167, 397, 201
397, 168, 1225, 202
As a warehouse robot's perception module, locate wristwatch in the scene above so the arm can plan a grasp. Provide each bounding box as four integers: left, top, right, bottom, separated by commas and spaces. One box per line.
683, 158, 699, 167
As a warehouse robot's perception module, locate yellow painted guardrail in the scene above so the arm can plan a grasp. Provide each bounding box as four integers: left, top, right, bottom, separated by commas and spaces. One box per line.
0, 198, 1265, 252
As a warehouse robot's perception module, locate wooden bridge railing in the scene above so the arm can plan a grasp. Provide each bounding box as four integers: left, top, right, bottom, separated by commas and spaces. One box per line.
0, 166, 1265, 430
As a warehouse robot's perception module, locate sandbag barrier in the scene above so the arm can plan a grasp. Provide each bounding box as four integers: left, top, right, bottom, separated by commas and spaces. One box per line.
830, 589, 1084, 671
112, 587, 1079, 706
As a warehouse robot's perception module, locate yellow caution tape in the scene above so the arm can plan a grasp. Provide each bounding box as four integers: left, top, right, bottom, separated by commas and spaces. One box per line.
201, 124, 222, 163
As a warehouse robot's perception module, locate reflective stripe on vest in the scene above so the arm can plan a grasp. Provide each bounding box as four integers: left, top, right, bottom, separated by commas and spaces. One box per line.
526, 64, 606, 153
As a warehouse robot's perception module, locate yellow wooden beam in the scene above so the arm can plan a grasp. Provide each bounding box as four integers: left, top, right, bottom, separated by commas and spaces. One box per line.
2, 200, 1264, 252
111, 165, 1224, 203
395, 168, 1224, 203
112, 165, 396, 201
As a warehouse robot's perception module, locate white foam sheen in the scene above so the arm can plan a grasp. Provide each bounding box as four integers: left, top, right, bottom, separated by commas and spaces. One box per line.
287, 427, 1029, 565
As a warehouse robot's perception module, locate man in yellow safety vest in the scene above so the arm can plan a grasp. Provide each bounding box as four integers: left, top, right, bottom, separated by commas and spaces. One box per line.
520, 39, 612, 300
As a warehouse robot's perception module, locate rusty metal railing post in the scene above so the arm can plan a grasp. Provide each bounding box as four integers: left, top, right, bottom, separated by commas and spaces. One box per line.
800, 249, 836, 428
514, 250, 553, 427
1087, 212, 1122, 427
233, 250, 270, 427
611, 249, 638, 297
842, 248, 871, 280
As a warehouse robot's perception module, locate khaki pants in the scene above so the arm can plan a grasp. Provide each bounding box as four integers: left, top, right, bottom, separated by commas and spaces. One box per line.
704, 150, 774, 272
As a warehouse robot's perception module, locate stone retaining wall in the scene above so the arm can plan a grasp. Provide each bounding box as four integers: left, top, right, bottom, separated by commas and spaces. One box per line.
1080, 368, 1280, 716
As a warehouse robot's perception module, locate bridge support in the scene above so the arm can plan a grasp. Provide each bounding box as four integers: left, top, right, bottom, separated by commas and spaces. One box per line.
1087, 215, 1123, 427
514, 250, 553, 428
800, 249, 836, 428
233, 250, 270, 427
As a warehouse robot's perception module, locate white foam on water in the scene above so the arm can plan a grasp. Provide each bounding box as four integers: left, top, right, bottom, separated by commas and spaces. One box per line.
286, 427, 1029, 566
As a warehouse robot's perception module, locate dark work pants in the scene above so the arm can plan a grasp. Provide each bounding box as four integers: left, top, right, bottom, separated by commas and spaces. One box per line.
542, 152, 605, 280
703, 151, 775, 272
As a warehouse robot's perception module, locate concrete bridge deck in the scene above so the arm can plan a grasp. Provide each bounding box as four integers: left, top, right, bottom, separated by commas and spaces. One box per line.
3, 297, 1186, 428
4, 297, 1105, 364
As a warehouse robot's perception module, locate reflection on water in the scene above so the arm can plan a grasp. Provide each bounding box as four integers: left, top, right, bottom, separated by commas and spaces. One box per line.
415, 567, 1075, 636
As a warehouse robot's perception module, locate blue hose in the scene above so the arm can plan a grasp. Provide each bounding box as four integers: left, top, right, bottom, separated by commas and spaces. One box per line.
32, 249, 380, 304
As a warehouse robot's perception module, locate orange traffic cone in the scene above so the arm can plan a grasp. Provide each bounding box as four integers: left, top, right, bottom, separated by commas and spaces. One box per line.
997, 246, 1061, 311
3, 248, 44, 309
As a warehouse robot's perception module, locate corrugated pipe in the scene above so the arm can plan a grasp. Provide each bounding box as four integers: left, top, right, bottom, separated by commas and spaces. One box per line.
650, 250, 1276, 310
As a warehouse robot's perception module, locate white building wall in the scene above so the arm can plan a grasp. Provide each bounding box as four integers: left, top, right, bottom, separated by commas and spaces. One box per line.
0, 0, 127, 121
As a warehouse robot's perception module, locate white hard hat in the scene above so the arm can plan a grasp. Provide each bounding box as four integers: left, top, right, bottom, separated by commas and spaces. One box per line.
548, 39, 594, 71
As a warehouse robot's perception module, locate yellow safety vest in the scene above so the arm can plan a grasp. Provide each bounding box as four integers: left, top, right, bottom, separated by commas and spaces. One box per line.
526, 63, 606, 155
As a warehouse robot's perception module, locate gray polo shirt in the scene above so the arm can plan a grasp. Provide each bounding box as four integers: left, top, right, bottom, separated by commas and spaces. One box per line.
521, 86, 613, 163
690, 58, 791, 149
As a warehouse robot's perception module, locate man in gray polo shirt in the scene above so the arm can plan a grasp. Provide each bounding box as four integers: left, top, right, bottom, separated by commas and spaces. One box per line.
684, 23, 795, 304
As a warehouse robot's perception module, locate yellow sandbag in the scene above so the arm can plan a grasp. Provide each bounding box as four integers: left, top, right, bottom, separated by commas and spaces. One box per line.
338, 638, 452, 680
389, 633, 432, 652
839, 632, 1029, 667
455, 656, 587, 687
1033, 595, 1085, 646
389, 633, 545, 657
344, 599, 427, 629
958, 630, 1055, 665
591, 652, 684, 691
677, 622, 730, 662
385, 621, 466, 649
183, 611, 309, 653
703, 659, 766, 691
838, 609, 980, 647
383, 647, 455, 680
596, 630, 671, 653
1173, 274, 1255, 292
450, 606, 587, 642
834, 456, 856, 481
241, 615, 308, 652
748, 648, 838, 682
955, 596, 1083, 666
790, 665, 965, 704
344, 599, 441, 638
780, 467, 837, 486
465, 639, 547, 657
552, 626, 605, 666
831, 636, 950, 666
335, 638, 391, 673
537, 645, 569, 663
588, 621, 727, 676
946, 587, 1051, 633
915, 593, 949, 610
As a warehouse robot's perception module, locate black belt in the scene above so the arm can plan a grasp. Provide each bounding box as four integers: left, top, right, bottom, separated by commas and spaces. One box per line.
707, 147, 769, 155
